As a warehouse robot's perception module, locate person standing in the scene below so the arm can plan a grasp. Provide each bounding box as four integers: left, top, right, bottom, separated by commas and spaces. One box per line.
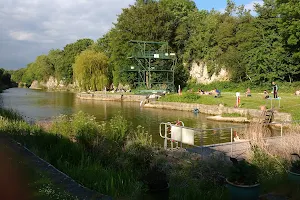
272, 82, 278, 98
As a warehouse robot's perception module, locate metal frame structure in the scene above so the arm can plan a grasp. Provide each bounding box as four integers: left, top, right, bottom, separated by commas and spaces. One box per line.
158, 121, 296, 157
126, 40, 177, 92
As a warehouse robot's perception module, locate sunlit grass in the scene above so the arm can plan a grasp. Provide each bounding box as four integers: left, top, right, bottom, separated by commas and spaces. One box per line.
160, 92, 300, 120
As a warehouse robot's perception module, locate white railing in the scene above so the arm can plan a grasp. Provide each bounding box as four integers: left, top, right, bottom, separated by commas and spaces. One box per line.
159, 121, 300, 156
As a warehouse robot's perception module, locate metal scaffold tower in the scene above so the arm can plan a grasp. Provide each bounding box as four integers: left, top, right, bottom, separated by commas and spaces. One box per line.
127, 40, 177, 92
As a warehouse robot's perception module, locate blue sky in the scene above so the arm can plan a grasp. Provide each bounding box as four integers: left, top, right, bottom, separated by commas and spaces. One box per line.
195, 0, 262, 11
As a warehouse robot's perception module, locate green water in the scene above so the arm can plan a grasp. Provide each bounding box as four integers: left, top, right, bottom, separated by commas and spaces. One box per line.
0, 88, 243, 145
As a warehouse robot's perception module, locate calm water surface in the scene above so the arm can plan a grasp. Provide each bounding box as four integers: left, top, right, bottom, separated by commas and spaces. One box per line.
0, 88, 243, 145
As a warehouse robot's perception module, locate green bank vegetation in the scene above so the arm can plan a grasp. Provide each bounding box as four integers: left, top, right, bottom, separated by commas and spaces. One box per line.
1, 108, 300, 199
159, 91, 300, 120
0, 68, 15, 91
10, 0, 300, 92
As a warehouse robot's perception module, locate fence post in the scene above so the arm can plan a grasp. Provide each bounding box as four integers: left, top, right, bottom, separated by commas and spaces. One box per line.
163, 124, 167, 150
230, 128, 233, 157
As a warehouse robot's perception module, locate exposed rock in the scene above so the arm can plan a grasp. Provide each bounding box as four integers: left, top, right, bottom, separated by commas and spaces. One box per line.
29, 80, 43, 89
190, 61, 229, 84
144, 101, 292, 122
30, 76, 77, 91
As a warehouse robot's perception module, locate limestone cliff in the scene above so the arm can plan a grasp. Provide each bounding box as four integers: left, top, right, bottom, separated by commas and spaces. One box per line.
30, 76, 77, 91
189, 62, 229, 84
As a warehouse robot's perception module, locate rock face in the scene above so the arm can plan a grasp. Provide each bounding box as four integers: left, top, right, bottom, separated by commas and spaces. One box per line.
30, 76, 77, 91
29, 80, 43, 89
189, 62, 229, 84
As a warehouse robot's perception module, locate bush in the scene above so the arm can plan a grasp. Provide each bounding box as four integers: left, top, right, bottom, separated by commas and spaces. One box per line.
228, 159, 260, 185
106, 114, 131, 146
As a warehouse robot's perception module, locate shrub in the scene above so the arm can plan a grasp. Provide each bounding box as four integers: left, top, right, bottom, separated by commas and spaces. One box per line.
106, 114, 131, 146
228, 158, 260, 185
290, 153, 300, 174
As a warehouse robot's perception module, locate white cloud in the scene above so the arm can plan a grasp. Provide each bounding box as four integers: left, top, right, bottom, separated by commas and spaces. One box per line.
244, 0, 264, 14
9, 31, 34, 41
218, 0, 264, 15
0, 0, 135, 69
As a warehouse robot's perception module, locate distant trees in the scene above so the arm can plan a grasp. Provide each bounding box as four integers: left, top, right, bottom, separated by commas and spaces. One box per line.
12, 0, 300, 90
0, 68, 13, 89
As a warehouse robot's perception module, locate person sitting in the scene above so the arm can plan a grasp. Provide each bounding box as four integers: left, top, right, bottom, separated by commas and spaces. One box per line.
245, 88, 251, 97
198, 89, 205, 95
214, 88, 221, 98
263, 90, 269, 99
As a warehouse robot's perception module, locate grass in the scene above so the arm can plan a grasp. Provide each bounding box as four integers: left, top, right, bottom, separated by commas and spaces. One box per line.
2, 107, 300, 200
28, 167, 78, 200
159, 92, 300, 120
0, 110, 146, 199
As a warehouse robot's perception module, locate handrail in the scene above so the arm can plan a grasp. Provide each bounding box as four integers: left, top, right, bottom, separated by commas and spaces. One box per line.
159, 120, 300, 152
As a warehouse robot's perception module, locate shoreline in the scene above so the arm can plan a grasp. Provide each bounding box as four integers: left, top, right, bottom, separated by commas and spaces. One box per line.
75, 92, 292, 123
76, 92, 146, 102
143, 101, 291, 123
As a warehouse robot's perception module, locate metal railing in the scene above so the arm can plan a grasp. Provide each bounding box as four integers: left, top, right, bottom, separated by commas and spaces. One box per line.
159, 121, 300, 156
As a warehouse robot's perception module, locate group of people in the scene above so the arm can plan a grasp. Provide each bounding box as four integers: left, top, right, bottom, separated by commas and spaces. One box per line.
195, 82, 281, 99
245, 82, 279, 99
263, 82, 279, 99
198, 88, 220, 97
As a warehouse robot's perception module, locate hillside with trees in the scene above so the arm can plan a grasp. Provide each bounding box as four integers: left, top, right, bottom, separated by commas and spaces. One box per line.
12, 0, 300, 90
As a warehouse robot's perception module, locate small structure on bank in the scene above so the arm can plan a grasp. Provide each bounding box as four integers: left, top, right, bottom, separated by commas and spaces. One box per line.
126, 40, 177, 92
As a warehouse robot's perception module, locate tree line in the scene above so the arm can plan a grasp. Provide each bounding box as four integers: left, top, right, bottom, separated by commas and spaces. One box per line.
11, 0, 300, 90
0, 68, 15, 91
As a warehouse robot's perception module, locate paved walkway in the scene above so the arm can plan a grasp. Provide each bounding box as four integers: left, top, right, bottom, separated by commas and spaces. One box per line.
0, 137, 31, 200
0, 136, 112, 200
188, 136, 286, 159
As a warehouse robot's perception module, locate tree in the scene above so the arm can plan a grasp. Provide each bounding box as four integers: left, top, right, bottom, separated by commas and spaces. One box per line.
276, 0, 300, 82
73, 50, 109, 91
57, 39, 94, 83
11, 68, 26, 83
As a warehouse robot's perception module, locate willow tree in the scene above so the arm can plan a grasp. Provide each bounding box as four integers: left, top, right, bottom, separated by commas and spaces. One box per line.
73, 50, 109, 91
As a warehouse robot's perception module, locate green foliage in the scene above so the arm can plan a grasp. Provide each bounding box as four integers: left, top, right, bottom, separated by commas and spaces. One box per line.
0, 108, 23, 121
170, 154, 228, 200
14, 0, 300, 90
0, 110, 144, 198
11, 68, 26, 83
228, 159, 260, 185
160, 92, 201, 103
58, 39, 94, 83
50, 111, 101, 140
73, 49, 109, 91
0, 68, 14, 89
106, 114, 131, 145
290, 153, 300, 174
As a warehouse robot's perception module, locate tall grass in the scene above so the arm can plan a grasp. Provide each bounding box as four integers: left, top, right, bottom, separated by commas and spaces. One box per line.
241, 122, 300, 197
0, 109, 156, 199
0, 107, 23, 121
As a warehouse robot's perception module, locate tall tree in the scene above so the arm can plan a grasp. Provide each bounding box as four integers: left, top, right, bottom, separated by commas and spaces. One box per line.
57, 39, 94, 83
73, 50, 109, 91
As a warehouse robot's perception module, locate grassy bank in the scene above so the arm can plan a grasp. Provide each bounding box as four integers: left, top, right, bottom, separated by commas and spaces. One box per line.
186, 81, 300, 93
1, 108, 300, 199
159, 92, 300, 120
